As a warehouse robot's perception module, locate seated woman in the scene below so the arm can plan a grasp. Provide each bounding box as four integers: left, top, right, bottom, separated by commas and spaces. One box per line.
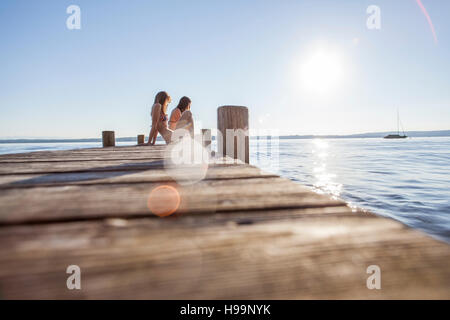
147, 92, 194, 145
147, 91, 172, 145
169, 96, 194, 138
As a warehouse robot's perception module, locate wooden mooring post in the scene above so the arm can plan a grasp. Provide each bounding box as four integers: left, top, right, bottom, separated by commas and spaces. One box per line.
217, 106, 249, 163
102, 131, 115, 147
137, 134, 145, 145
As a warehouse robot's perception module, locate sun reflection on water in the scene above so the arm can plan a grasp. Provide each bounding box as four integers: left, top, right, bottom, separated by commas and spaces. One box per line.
311, 139, 342, 199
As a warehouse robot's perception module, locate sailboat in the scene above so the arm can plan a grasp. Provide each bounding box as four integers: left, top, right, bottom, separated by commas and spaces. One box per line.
384, 109, 407, 139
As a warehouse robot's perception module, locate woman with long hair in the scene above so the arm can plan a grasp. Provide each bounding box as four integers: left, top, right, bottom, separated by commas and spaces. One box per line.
169, 96, 191, 130
170, 96, 194, 138
147, 91, 172, 145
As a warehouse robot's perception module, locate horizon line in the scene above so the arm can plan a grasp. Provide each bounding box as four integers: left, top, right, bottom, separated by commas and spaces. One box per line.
1, 129, 450, 143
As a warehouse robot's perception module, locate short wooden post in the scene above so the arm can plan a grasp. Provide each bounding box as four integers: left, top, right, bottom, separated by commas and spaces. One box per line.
137, 134, 145, 145
102, 131, 115, 147
217, 106, 249, 163
201, 129, 211, 154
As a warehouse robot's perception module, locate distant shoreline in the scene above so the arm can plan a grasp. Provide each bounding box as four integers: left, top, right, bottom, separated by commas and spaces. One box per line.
1, 130, 449, 144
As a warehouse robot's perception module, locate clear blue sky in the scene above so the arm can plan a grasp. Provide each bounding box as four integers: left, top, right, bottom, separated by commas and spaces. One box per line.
0, 0, 449, 138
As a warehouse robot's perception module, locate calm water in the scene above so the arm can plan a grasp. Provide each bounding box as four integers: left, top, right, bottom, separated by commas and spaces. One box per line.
1, 137, 449, 243
251, 137, 450, 243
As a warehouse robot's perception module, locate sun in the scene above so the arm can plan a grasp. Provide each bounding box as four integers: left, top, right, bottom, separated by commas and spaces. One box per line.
300, 49, 344, 94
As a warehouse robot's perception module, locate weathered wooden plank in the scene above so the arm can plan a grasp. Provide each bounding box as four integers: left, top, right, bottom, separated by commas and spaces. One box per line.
0, 154, 165, 163
0, 149, 167, 163
0, 213, 448, 299
0, 165, 278, 189
0, 159, 166, 175
0, 177, 345, 225
0, 150, 228, 174
0, 145, 166, 159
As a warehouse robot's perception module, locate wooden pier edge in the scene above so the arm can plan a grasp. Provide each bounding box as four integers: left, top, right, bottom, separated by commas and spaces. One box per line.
0, 108, 448, 299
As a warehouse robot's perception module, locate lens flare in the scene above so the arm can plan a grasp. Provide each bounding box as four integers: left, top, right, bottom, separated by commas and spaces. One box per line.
416, 0, 438, 44
147, 185, 181, 217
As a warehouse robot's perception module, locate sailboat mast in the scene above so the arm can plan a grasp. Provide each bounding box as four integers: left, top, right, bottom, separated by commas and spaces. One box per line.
397, 108, 399, 135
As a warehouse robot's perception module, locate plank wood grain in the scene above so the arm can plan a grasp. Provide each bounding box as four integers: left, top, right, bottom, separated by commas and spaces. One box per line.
0, 165, 278, 189
0, 213, 448, 299
0, 150, 167, 163
0, 177, 345, 225
0, 145, 166, 160
0, 159, 166, 174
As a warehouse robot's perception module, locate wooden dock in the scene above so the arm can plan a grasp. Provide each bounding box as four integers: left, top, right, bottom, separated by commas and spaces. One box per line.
0, 144, 449, 299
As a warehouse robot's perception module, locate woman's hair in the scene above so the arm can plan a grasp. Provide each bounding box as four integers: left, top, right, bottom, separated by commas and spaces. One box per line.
154, 91, 170, 107
176, 96, 191, 113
